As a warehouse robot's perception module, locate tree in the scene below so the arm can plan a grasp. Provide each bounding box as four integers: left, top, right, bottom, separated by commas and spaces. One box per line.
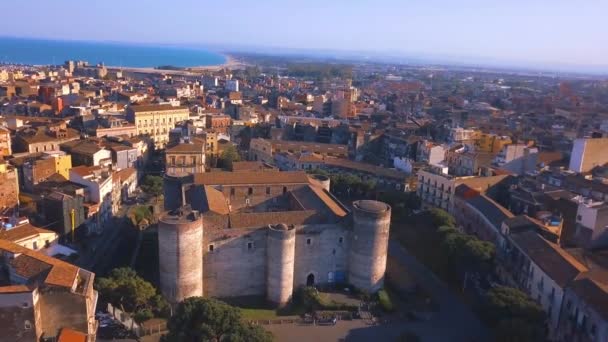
162, 297, 273, 342
428, 208, 456, 228
141, 175, 163, 197
96, 268, 169, 322
480, 286, 547, 342
218, 145, 241, 170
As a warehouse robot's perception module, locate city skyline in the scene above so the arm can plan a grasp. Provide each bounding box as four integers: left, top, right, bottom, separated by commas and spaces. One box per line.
1, 0, 607, 73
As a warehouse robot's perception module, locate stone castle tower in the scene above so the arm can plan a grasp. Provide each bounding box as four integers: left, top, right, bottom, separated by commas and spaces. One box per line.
158, 205, 203, 304
266, 223, 296, 307
348, 200, 391, 293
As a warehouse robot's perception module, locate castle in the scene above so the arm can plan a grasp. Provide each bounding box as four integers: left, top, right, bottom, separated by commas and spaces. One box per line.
159, 165, 391, 306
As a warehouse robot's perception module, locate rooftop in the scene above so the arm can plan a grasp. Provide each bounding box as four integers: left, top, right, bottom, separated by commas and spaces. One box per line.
0, 239, 80, 289
511, 230, 588, 288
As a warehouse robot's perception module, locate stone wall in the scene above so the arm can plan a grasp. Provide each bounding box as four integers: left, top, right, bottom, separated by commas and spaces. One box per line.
204, 228, 268, 297
203, 223, 350, 299
293, 224, 350, 287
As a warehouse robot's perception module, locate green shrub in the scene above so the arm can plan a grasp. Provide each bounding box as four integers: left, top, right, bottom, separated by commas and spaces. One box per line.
377, 289, 394, 312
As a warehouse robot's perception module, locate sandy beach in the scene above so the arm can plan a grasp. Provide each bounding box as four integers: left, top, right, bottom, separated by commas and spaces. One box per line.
106, 54, 247, 76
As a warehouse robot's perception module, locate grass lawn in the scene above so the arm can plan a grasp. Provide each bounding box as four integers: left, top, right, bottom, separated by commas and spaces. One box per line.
221, 296, 301, 321
240, 308, 279, 320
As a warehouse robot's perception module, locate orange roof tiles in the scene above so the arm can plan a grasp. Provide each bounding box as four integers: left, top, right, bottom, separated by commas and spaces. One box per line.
57, 327, 88, 342
0, 239, 78, 289
194, 171, 309, 186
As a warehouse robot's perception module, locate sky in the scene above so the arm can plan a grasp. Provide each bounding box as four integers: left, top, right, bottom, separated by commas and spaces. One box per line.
1, 0, 607, 71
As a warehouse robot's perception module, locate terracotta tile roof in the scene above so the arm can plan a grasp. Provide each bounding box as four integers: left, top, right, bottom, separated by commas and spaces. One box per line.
569, 271, 608, 321
291, 185, 348, 218
229, 210, 317, 229
18, 127, 79, 144
0, 239, 79, 288
70, 165, 103, 178
129, 104, 188, 112
166, 143, 205, 153
231, 161, 274, 172
511, 230, 588, 287
114, 167, 137, 182
194, 171, 309, 186
464, 193, 514, 230
57, 327, 88, 342
203, 186, 230, 215
323, 157, 408, 180
0, 284, 32, 293
0, 223, 56, 243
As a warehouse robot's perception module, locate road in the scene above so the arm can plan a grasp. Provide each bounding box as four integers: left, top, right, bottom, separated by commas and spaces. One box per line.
76, 202, 139, 276
386, 240, 489, 342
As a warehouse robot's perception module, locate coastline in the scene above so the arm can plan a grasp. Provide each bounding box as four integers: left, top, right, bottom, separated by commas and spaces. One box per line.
106, 54, 247, 75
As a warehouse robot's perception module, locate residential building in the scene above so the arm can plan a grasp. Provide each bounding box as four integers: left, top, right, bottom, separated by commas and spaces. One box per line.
13, 125, 80, 154
38, 183, 87, 242
493, 144, 539, 175
69, 166, 113, 233
126, 104, 189, 148
0, 127, 11, 157
0, 162, 19, 211
0, 239, 97, 341
60, 140, 112, 167
0, 223, 59, 253
569, 137, 608, 173
225, 79, 239, 92
249, 138, 348, 164
497, 226, 588, 339
417, 166, 509, 213
572, 197, 608, 249
165, 142, 206, 175
474, 133, 512, 153
557, 271, 608, 342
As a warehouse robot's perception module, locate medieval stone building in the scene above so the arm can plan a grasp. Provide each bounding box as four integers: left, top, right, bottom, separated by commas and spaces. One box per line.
159, 165, 391, 306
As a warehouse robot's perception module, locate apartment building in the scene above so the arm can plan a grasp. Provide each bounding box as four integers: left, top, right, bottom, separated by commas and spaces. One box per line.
417, 166, 508, 213
249, 138, 348, 164
0, 239, 97, 341
165, 142, 206, 175
569, 137, 608, 173
497, 225, 588, 339
126, 104, 189, 148
69, 166, 113, 234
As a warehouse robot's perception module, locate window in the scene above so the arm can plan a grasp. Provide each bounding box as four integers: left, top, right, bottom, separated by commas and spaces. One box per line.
338, 237, 343, 244
208, 244, 214, 252
283, 186, 287, 194
248, 187, 253, 195
230, 188, 235, 196
266, 187, 271, 195
32, 241, 38, 250
24, 321, 31, 330
306, 238, 312, 245
247, 242, 254, 250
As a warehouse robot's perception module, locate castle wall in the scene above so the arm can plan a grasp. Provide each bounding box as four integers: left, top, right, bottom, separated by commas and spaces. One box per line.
293, 224, 350, 287
203, 228, 268, 298
202, 223, 350, 299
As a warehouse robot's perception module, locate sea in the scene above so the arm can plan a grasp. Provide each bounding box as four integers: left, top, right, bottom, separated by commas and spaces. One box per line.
0, 37, 226, 68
